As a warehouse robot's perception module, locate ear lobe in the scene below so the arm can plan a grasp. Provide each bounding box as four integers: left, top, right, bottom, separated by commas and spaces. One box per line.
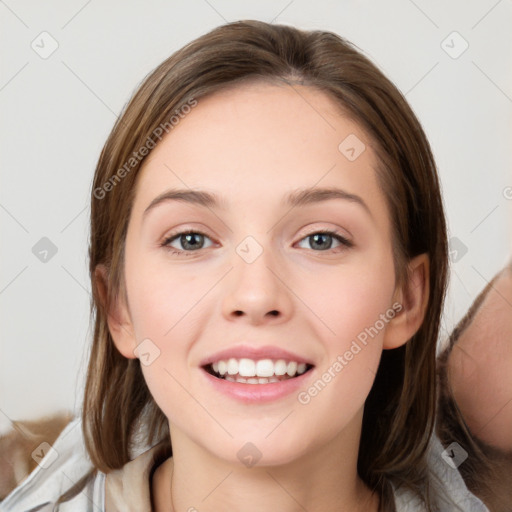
94, 264, 137, 359
382, 253, 430, 350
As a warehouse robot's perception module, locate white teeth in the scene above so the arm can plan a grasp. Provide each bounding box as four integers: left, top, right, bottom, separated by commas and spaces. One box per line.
256, 359, 274, 377
225, 375, 283, 384
274, 360, 287, 376
286, 361, 297, 376
218, 360, 227, 375
227, 358, 238, 375
238, 358, 256, 377
209, 357, 310, 380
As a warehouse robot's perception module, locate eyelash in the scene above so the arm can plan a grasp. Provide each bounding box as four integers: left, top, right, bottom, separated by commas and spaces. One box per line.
160, 228, 353, 256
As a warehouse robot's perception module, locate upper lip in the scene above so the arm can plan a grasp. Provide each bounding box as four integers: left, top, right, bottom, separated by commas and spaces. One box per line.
199, 345, 314, 367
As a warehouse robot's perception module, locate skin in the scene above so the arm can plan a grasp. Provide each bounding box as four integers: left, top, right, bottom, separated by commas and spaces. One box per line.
97, 82, 429, 512
447, 264, 512, 453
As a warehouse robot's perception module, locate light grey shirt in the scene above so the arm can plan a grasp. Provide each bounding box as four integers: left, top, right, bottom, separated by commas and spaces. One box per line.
0, 416, 490, 512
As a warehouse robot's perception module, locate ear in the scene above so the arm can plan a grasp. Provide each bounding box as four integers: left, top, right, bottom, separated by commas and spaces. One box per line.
382, 253, 430, 350
94, 264, 137, 359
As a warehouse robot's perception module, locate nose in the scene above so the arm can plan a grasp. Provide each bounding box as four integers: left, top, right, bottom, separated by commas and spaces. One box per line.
221, 243, 293, 326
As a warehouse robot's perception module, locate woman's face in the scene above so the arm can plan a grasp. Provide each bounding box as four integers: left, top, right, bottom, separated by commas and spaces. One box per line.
116, 81, 402, 466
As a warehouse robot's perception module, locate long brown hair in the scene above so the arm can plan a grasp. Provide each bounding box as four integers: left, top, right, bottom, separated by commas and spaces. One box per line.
56, 20, 449, 510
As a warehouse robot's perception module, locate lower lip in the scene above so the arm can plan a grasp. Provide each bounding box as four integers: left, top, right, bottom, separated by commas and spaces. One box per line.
201, 368, 314, 403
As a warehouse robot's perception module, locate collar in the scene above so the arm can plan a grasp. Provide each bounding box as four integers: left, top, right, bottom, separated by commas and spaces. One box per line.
104, 440, 170, 512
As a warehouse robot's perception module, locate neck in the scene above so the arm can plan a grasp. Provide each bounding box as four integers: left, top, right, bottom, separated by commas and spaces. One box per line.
153, 411, 380, 512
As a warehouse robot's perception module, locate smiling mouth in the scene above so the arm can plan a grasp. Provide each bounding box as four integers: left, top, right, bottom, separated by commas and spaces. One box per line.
203, 358, 314, 384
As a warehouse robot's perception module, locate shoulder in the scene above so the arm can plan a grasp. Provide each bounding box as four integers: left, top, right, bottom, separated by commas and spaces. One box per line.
1, 412, 171, 512
391, 431, 490, 512
0, 416, 105, 512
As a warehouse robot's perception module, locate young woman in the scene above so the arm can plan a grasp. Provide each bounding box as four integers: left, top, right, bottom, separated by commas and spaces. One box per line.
1, 20, 494, 511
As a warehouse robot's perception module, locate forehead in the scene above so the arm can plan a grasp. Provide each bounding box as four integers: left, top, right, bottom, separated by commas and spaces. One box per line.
131, 81, 388, 226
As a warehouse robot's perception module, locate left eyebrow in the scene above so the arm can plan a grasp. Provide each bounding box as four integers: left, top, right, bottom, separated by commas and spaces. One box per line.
142, 186, 373, 222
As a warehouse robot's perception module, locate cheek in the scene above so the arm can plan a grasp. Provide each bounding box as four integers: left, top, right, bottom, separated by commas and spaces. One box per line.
296, 251, 396, 343
295, 255, 396, 391
123, 254, 208, 417
130, 263, 203, 422
126, 253, 205, 340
